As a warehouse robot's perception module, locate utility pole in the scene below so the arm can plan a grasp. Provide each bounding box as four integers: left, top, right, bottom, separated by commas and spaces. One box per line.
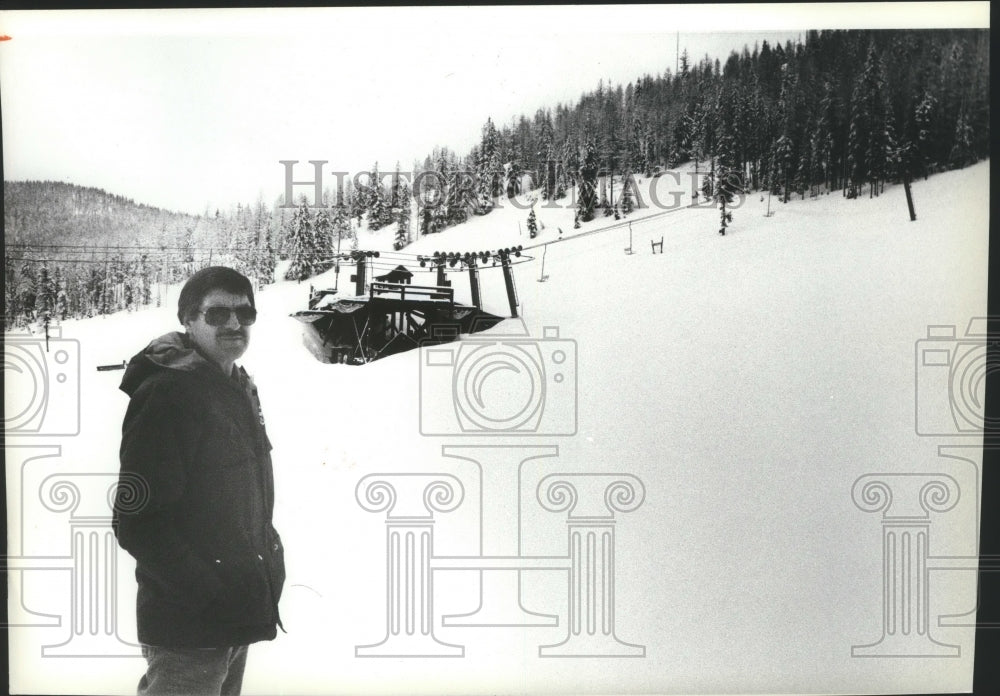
333, 225, 343, 291
902, 171, 917, 221
499, 250, 519, 318
467, 257, 482, 308
352, 254, 367, 296
537, 244, 549, 282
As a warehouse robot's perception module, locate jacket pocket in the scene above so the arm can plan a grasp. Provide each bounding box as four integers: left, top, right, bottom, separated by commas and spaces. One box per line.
202, 556, 272, 627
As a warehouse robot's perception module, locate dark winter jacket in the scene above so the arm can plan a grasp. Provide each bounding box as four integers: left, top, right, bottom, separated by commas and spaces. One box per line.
113, 331, 285, 648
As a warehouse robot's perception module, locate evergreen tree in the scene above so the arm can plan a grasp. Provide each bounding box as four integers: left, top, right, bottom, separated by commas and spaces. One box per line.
431, 152, 451, 231
445, 166, 471, 226
793, 134, 810, 199
312, 207, 336, 275
620, 171, 636, 215
476, 118, 503, 212
5, 258, 21, 328
284, 202, 315, 281
577, 137, 599, 223
400, 178, 412, 245
54, 267, 69, 320
527, 208, 538, 239
561, 136, 580, 188
913, 90, 937, 178
34, 262, 55, 318
715, 133, 739, 235
949, 106, 975, 169
847, 41, 892, 198
506, 133, 523, 197
367, 163, 389, 231
537, 113, 556, 200
771, 134, 794, 202
420, 207, 434, 236
394, 178, 412, 250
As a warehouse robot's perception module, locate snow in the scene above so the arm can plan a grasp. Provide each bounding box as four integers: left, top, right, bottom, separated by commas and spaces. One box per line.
6, 160, 988, 695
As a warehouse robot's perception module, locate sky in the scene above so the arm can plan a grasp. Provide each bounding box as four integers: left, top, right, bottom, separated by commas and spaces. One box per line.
0, 3, 989, 216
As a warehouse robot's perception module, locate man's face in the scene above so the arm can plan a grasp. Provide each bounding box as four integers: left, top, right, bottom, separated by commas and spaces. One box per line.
184, 289, 253, 370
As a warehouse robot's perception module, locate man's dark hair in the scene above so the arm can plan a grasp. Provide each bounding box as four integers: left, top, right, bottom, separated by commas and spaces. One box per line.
177, 266, 255, 324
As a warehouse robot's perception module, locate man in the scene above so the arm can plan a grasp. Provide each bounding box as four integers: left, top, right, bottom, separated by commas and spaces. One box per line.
114, 266, 284, 696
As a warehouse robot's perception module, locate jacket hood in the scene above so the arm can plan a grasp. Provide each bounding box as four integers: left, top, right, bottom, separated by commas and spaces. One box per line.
120, 331, 218, 396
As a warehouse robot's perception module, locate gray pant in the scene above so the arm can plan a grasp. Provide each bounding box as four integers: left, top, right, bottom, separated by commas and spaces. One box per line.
137, 644, 248, 696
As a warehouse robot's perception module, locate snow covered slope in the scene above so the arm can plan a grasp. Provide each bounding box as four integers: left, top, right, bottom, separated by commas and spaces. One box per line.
7, 160, 988, 695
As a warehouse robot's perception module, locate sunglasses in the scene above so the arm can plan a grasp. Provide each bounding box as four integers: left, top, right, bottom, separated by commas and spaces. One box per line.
197, 305, 258, 327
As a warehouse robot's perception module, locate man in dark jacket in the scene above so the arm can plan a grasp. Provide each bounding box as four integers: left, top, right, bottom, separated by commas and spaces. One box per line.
114, 266, 284, 696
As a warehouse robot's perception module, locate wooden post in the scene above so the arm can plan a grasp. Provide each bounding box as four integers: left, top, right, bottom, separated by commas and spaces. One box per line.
354, 255, 367, 296
500, 251, 519, 318
537, 245, 549, 282
467, 258, 482, 309
436, 259, 447, 288
903, 173, 917, 221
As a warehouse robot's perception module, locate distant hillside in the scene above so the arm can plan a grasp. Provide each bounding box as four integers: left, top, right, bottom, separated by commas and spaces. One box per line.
3, 181, 280, 329
4, 180, 212, 249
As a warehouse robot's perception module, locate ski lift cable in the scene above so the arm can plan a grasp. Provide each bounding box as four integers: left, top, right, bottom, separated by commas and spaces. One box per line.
520, 203, 699, 253
8, 204, 701, 268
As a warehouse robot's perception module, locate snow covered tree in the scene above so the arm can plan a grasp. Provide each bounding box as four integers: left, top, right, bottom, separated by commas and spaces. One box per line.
527, 208, 538, 239
561, 136, 578, 187
629, 115, 648, 177
394, 177, 412, 250
620, 171, 635, 215
284, 202, 315, 281
34, 262, 55, 318
537, 113, 556, 200
367, 163, 390, 230
506, 132, 523, 197
445, 166, 471, 227
312, 207, 336, 275
771, 134, 793, 202
476, 118, 503, 212
53, 265, 69, 320
577, 137, 599, 223
948, 107, 975, 169
252, 201, 277, 288
913, 90, 937, 178
847, 42, 892, 198
793, 135, 810, 199
715, 133, 739, 235
400, 178, 413, 245
420, 207, 434, 237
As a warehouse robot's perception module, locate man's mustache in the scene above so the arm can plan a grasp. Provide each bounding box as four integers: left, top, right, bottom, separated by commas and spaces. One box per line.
219, 330, 246, 338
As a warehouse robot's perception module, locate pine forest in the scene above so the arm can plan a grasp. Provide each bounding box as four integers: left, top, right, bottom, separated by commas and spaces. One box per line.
4, 29, 989, 330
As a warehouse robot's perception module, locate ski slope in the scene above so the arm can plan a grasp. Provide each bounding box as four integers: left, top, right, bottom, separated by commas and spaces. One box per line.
7, 160, 989, 695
